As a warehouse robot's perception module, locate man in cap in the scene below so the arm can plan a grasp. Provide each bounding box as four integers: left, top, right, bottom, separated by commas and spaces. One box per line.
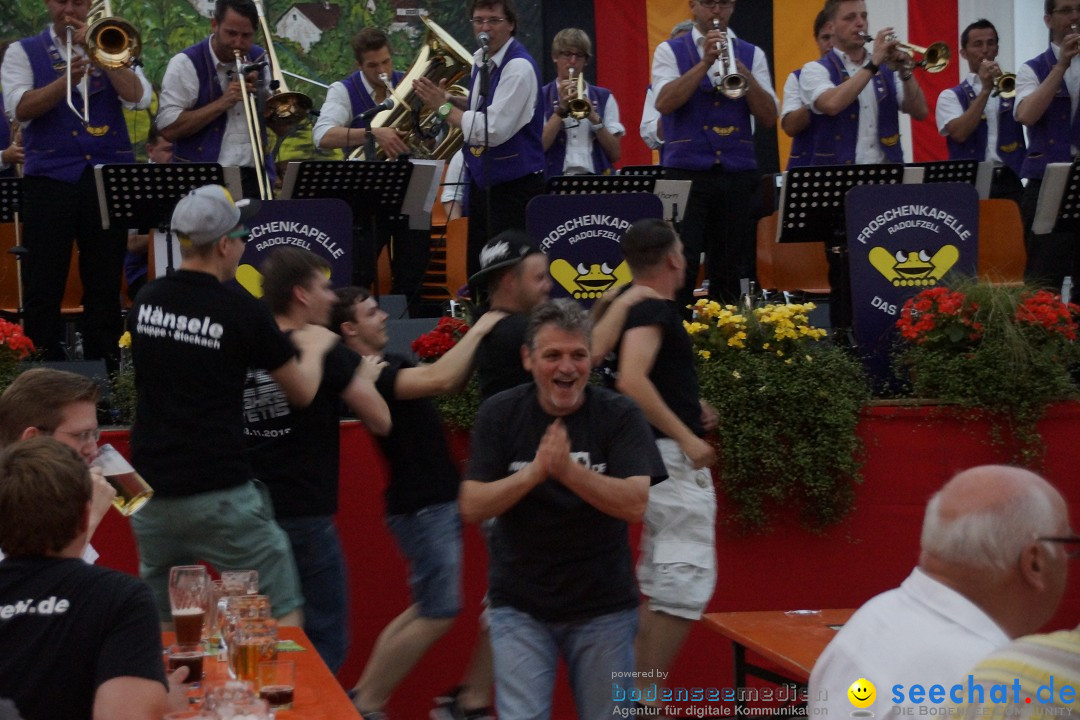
127, 184, 337, 625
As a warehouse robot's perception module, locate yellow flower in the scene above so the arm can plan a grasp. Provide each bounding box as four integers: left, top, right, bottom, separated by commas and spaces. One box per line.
732, 370, 741, 379
698, 349, 711, 360
118, 331, 132, 349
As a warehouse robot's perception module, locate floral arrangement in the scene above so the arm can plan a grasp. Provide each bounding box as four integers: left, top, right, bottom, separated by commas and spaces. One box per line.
687, 300, 869, 532
0, 319, 35, 391
412, 315, 480, 431
895, 281, 1079, 464
110, 331, 137, 425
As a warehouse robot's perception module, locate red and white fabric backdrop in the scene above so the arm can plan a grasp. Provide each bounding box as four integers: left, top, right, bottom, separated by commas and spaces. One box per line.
592, 0, 1023, 169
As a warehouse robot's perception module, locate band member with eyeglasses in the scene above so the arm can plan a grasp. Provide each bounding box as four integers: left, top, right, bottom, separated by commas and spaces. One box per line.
157, 0, 272, 199
1, 0, 151, 366
780, 11, 832, 169
936, 19, 1024, 205
312, 27, 430, 314
541, 28, 623, 179
414, 0, 544, 281
1015, 0, 1080, 289
652, 0, 778, 311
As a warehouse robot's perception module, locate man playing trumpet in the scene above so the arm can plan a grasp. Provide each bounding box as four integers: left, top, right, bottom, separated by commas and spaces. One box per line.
1, 0, 151, 366
157, 0, 271, 199
540, 28, 623, 179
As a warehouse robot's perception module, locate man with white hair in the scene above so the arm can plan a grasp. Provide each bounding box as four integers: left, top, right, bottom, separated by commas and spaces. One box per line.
808, 465, 1072, 716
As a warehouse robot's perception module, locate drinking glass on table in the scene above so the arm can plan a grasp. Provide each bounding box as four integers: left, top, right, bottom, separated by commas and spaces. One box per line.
256, 659, 295, 710
218, 594, 272, 657
92, 443, 154, 516
230, 618, 278, 681
220, 570, 259, 596
169, 565, 210, 646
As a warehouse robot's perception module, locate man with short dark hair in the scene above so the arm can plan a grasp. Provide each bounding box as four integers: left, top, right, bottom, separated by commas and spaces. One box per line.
244, 246, 390, 672
461, 299, 666, 719
157, 0, 272, 198
128, 184, 337, 625
0, 437, 167, 720
780, 10, 832, 169
936, 19, 1025, 204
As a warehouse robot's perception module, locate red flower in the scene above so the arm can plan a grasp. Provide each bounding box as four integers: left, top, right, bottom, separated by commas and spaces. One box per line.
411, 317, 473, 361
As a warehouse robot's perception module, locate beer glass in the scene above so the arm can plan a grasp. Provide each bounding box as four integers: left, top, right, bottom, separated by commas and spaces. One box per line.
219, 594, 271, 658
220, 570, 259, 596
93, 443, 153, 516
169, 565, 209, 646
166, 643, 205, 685
229, 618, 278, 681
256, 659, 295, 709
202, 680, 256, 713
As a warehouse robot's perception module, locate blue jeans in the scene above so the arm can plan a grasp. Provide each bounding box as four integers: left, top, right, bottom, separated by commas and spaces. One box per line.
487, 604, 637, 720
386, 501, 463, 618
276, 516, 348, 674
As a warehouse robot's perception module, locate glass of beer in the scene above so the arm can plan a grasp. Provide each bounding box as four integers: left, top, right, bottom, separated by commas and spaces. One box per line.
93, 443, 154, 516
219, 594, 271, 657
230, 618, 278, 681
167, 643, 205, 688
169, 565, 209, 646
256, 659, 295, 709
220, 570, 259, 596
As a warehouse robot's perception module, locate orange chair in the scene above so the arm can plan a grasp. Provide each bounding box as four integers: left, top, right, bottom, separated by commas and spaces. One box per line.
977, 199, 1025, 284
756, 211, 830, 294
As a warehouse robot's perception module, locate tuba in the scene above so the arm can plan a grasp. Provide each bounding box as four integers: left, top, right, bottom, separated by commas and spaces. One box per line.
349, 17, 472, 161
66, 0, 141, 125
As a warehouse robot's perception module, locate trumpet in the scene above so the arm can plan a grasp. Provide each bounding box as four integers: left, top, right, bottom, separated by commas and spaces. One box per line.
860, 31, 950, 73
65, 0, 141, 126
566, 67, 592, 120
991, 70, 1016, 99
233, 50, 273, 200
711, 20, 748, 99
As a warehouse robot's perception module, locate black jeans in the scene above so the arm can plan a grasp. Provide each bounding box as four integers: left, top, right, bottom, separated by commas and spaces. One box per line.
466, 171, 545, 282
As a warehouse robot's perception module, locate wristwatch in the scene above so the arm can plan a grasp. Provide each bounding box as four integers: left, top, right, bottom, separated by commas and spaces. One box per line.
437, 101, 452, 119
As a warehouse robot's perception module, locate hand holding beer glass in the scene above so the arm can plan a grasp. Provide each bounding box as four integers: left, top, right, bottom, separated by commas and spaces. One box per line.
92, 443, 153, 515
169, 565, 210, 646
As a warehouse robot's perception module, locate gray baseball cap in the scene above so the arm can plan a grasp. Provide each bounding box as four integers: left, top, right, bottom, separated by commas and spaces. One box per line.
171, 185, 260, 246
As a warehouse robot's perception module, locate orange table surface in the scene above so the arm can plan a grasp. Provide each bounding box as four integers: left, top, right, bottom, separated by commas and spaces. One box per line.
702, 609, 855, 684
163, 626, 360, 719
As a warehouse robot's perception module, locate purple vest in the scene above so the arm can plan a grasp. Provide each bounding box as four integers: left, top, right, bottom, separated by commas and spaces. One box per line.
20, 29, 133, 184
0, 94, 13, 179
661, 32, 758, 172
944, 79, 1025, 176
1020, 47, 1074, 180
810, 51, 902, 165
462, 38, 544, 189
541, 80, 614, 178
172, 39, 268, 169
786, 68, 814, 169
343, 69, 405, 124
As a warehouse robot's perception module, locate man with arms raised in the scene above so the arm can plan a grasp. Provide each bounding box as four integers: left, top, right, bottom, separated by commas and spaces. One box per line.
808, 465, 1072, 716
461, 299, 665, 719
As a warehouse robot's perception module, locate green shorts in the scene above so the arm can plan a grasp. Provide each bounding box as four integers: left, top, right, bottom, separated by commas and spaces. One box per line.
130, 480, 303, 620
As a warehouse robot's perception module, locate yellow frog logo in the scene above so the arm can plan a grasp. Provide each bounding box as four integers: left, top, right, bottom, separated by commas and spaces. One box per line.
868, 245, 959, 287
550, 259, 632, 300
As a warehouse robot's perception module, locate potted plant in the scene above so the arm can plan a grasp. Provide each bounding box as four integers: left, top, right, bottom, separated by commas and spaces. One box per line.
0, 319, 36, 393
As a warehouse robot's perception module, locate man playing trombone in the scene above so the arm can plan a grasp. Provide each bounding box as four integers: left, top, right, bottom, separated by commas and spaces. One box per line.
157, 0, 272, 199
540, 28, 623, 179
936, 19, 1025, 204
1, 0, 151, 365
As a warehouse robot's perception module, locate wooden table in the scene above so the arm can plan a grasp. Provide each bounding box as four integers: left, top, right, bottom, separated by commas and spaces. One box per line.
702, 609, 854, 691
164, 626, 360, 719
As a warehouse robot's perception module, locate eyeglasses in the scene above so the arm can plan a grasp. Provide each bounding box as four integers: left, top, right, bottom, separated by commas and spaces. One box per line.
228, 226, 251, 243
557, 51, 588, 60
51, 427, 101, 447
698, 0, 735, 8
470, 16, 507, 27
1038, 536, 1080, 558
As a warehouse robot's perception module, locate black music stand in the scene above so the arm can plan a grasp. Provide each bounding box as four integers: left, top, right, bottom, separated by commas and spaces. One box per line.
1034, 159, 1080, 235
619, 165, 668, 178
285, 160, 414, 299
912, 159, 979, 185
546, 174, 657, 195
95, 163, 225, 276
0, 178, 27, 319
777, 164, 904, 338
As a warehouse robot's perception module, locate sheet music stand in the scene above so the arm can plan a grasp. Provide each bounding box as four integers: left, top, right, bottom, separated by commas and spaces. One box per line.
0, 178, 27, 319
284, 160, 414, 298
912, 159, 979, 185
1035, 159, 1080, 235
777, 164, 904, 338
546, 175, 657, 195
619, 165, 668, 178
95, 163, 226, 276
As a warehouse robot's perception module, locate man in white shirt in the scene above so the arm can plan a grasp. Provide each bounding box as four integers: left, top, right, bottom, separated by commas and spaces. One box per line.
157, 0, 271, 198
540, 28, 623, 179
779, 10, 832, 169
640, 21, 694, 155
651, 0, 778, 310
936, 19, 1025, 205
414, 0, 544, 282
808, 465, 1072, 717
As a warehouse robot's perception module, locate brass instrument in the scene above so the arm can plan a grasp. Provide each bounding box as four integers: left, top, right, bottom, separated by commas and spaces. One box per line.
253, 0, 312, 129
349, 17, 472, 161
65, 0, 141, 125
234, 50, 273, 200
991, 70, 1016, 99
711, 19, 748, 99
566, 67, 592, 120
860, 31, 950, 73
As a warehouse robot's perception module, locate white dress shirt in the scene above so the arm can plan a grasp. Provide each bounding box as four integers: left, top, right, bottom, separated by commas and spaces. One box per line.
461, 37, 538, 148
1015, 43, 1080, 156
781, 69, 807, 119
936, 74, 1002, 164
2, 26, 151, 126
808, 568, 1010, 717
157, 37, 265, 167
801, 47, 907, 165
312, 71, 381, 149
559, 86, 624, 174
640, 85, 661, 150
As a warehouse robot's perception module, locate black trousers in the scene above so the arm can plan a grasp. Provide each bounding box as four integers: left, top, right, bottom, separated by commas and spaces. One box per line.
466, 171, 545, 282
21, 170, 126, 365
1020, 178, 1080, 290
352, 216, 431, 313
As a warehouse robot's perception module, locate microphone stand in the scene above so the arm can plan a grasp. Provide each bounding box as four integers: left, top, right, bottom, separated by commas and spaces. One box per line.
479, 40, 492, 243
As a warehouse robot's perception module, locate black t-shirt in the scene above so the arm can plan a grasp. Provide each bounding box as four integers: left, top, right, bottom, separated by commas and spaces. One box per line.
475, 313, 532, 400
467, 384, 667, 623
622, 298, 704, 438
374, 354, 460, 515
129, 271, 296, 497
0, 557, 166, 720
244, 341, 360, 518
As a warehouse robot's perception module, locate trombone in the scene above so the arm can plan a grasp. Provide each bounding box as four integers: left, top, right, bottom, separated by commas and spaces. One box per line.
233, 50, 273, 200
711, 20, 748, 99
65, 0, 141, 126
566, 68, 592, 120
252, 0, 312, 130
860, 32, 950, 73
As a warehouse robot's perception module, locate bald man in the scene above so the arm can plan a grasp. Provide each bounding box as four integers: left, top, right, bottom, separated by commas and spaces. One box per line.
808, 466, 1072, 716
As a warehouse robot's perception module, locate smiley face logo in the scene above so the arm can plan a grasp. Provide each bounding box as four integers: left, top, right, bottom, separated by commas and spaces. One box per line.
847, 678, 876, 709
